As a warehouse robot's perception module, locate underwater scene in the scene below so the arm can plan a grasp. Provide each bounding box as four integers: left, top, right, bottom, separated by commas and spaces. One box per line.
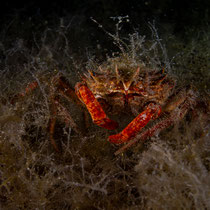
0, 1, 209, 209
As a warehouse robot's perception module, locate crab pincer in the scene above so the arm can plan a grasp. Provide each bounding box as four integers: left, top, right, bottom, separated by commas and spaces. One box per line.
108, 103, 161, 144
75, 83, 118, 130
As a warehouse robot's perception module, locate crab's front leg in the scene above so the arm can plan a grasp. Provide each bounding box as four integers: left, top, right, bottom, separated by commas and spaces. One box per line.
114, 88, 199, 155
109, 103, 161, 144
75, 83, 118, 130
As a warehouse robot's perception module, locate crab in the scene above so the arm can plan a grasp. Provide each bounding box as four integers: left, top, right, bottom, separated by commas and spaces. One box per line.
12, 56, 200, 155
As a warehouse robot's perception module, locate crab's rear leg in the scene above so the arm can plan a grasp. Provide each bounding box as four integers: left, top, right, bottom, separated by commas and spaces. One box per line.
49, 95, 84, 152
48, 97, 60, 152
75, 83, 118, 130
48, 76, 86, 152
10, 81, 39, 104
109, 103, 161, 144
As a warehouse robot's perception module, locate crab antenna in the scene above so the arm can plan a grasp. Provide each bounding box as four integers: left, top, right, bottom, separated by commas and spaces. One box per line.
115, 65, 120, 83
88, 70, 99, 83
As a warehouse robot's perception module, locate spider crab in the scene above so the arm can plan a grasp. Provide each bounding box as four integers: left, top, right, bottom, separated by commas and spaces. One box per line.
12, 56, 200, 155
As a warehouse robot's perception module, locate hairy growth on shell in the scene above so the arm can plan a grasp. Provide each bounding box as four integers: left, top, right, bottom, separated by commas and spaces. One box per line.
84, 55, 175, 105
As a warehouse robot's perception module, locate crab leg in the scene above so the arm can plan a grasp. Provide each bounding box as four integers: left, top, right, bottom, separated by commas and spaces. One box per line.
10, 81, 38, 104
54, 97, 82, 135
114, 90, 198, 155
75, 83, 118, 130
114, 115, 173, 155
48, 94, 60, 153
48, 76, 87, 152
55, 76, 83, 107
109, 103, 161, 144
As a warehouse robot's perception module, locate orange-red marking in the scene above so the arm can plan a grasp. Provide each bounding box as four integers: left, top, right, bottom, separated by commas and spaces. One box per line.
75, 83, 118, 130
10, 81, 38, 104
20, 81, 38, 97
109, 103, 161, 144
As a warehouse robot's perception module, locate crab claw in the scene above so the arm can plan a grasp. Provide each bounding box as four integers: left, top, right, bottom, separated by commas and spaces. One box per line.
75, 82, 118, 130
109, 103, 161, 144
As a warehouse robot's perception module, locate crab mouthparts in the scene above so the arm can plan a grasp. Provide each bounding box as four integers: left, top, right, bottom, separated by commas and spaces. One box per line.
122, 82, 131, 104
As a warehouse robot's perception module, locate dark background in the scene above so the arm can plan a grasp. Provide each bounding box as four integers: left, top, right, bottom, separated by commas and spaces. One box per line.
0, 0, 209, 65
0, 0, 208, 78
1, 0, 209, 35
0, 2, 209, 209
